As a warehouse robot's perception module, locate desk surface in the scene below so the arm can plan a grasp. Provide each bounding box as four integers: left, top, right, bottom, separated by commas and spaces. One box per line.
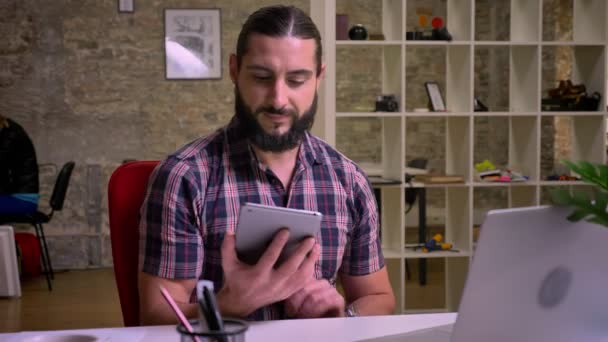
0, 313, 457, 342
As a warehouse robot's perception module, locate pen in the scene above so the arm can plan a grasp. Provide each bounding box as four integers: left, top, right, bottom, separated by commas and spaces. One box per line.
159, 285, 202, 342
197, 280, 227, 342
203, 285, 225, 331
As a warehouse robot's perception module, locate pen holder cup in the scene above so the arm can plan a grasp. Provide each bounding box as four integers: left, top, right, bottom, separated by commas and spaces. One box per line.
177, 319, 249, 342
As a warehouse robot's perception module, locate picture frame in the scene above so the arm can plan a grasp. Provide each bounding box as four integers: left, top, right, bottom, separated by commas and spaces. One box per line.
164, 9, 222, 80
425, 82, 446, 112
118, 0, 134, 13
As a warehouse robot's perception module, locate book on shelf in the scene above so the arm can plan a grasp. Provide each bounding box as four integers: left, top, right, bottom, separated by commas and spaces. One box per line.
414, 174, 465, 184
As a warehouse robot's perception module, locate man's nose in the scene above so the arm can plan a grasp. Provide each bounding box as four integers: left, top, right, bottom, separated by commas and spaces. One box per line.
268, 80, 289, 109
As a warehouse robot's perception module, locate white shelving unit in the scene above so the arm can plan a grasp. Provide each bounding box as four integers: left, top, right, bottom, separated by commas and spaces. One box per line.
311, 0, 608, 314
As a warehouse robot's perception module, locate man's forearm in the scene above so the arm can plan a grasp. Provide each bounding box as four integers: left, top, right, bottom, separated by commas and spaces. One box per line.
140, 302, 199, 326
350, 293, 395, 316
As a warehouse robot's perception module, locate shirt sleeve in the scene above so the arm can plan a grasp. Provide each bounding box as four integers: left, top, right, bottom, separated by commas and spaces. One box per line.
340, 170, 385, 276
139, 157, 205, 279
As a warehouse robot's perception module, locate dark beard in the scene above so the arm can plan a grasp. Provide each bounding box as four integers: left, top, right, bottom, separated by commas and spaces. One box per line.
234, 87, 317, 152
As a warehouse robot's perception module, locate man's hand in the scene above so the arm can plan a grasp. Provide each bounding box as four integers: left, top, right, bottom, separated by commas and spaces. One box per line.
285, 278, 346, 318
217, 229, 320, 318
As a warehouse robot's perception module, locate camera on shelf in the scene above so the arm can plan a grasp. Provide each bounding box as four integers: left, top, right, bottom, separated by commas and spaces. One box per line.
375, 94, 399, 112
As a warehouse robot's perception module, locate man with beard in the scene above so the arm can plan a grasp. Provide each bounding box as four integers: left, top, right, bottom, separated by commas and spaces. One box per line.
138, 5, 395, 324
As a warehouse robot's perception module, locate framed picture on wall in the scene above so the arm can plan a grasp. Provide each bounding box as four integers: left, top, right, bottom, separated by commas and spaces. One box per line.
425, 81, 446, 112
164, 9, 222, 80
118, 0, 134, 13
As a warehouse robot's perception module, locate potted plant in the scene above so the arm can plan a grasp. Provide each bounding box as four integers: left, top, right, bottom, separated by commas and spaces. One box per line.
551, 160, 608, 227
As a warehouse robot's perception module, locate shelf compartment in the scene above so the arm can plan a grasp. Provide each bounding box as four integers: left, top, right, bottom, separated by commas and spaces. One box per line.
382, 0, 404, 41
474, 116, 509, 176
510, 185, 539, 207
383, 116, 405, 180
539, 115, 605, 180
541, 45, 605, 113
379, 186, 405, 254
572, 0, 606, 43
511, 0, 542, 42
446, 187, 472, 253
336, 0, 402, 41
404, 257, 447, 311
336, 117, 383, 165
404, 187, 445, 246
447, 116, 472, 179
336, 44, 403, 113
542, 0, 573, 42
445, 257, 469, 311
510, 116, 540, 181
511, 45, 540, 112
405, 0, 448, 41
406, 116, 447, 175
448, 0, 473, 41
473, 187, 508, 242
474, 45, 510, 113
474, 0, 510, 42
405, 45, 446, 112
447, 45, 473, 112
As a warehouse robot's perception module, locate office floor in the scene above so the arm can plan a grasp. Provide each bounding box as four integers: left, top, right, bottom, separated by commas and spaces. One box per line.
0, 265, 446, 332
0, 268, 122, 332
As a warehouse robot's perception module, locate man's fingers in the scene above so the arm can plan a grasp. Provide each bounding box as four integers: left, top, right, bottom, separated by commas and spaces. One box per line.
256, 228, 290, 269
285, 289, 306, 317
298, 286, 344, 318
299, 242, 320, 272
287, 279, 328, 317
276, 238, 317, 277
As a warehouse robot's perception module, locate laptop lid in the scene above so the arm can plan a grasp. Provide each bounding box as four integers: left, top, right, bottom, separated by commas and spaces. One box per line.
452, 206, 608, 342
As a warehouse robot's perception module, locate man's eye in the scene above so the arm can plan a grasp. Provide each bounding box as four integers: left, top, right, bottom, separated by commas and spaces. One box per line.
253, 75, 272, 82
288, 79, 305, 86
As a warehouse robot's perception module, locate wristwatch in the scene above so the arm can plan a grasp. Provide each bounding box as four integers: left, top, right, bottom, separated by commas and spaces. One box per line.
345, 303, 358, 317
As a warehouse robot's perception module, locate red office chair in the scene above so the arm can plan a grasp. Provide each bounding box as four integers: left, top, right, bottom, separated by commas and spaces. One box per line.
108, 160, 159, 327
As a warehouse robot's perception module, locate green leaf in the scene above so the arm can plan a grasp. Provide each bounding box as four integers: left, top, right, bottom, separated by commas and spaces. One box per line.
551, 188, 573, 205
572, 190, 590, 204
559, 160, 608, 229
567, 210, 590, 222
597, 164, 608, 190
588, 215, 608, 227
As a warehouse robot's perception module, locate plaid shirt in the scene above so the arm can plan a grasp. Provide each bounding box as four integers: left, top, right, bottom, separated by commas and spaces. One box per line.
139, 117, 384, 321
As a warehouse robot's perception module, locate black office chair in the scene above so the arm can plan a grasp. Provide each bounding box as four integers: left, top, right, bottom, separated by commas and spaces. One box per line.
404, 158, 427, 280
0, 161, 75, 290
405, 158, 428, 213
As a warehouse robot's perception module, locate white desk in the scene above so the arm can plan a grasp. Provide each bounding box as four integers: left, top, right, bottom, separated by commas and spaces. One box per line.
0, 313, 457, 342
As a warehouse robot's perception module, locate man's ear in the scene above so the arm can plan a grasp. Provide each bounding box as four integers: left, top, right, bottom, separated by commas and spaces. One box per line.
229, 54, 238, 83
316, 62, 326, 90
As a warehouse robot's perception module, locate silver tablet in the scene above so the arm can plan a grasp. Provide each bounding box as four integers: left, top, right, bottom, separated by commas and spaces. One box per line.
235, 202, 323, 265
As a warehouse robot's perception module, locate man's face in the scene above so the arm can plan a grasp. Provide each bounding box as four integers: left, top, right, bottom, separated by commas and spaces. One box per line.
230, 33, 325, 152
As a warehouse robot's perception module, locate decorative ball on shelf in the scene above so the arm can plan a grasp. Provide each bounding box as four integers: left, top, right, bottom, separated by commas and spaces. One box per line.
348, 24, 368, 40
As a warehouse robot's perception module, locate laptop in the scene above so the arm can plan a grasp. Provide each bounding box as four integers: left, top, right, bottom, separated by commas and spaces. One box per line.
364, 206, 608, 342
